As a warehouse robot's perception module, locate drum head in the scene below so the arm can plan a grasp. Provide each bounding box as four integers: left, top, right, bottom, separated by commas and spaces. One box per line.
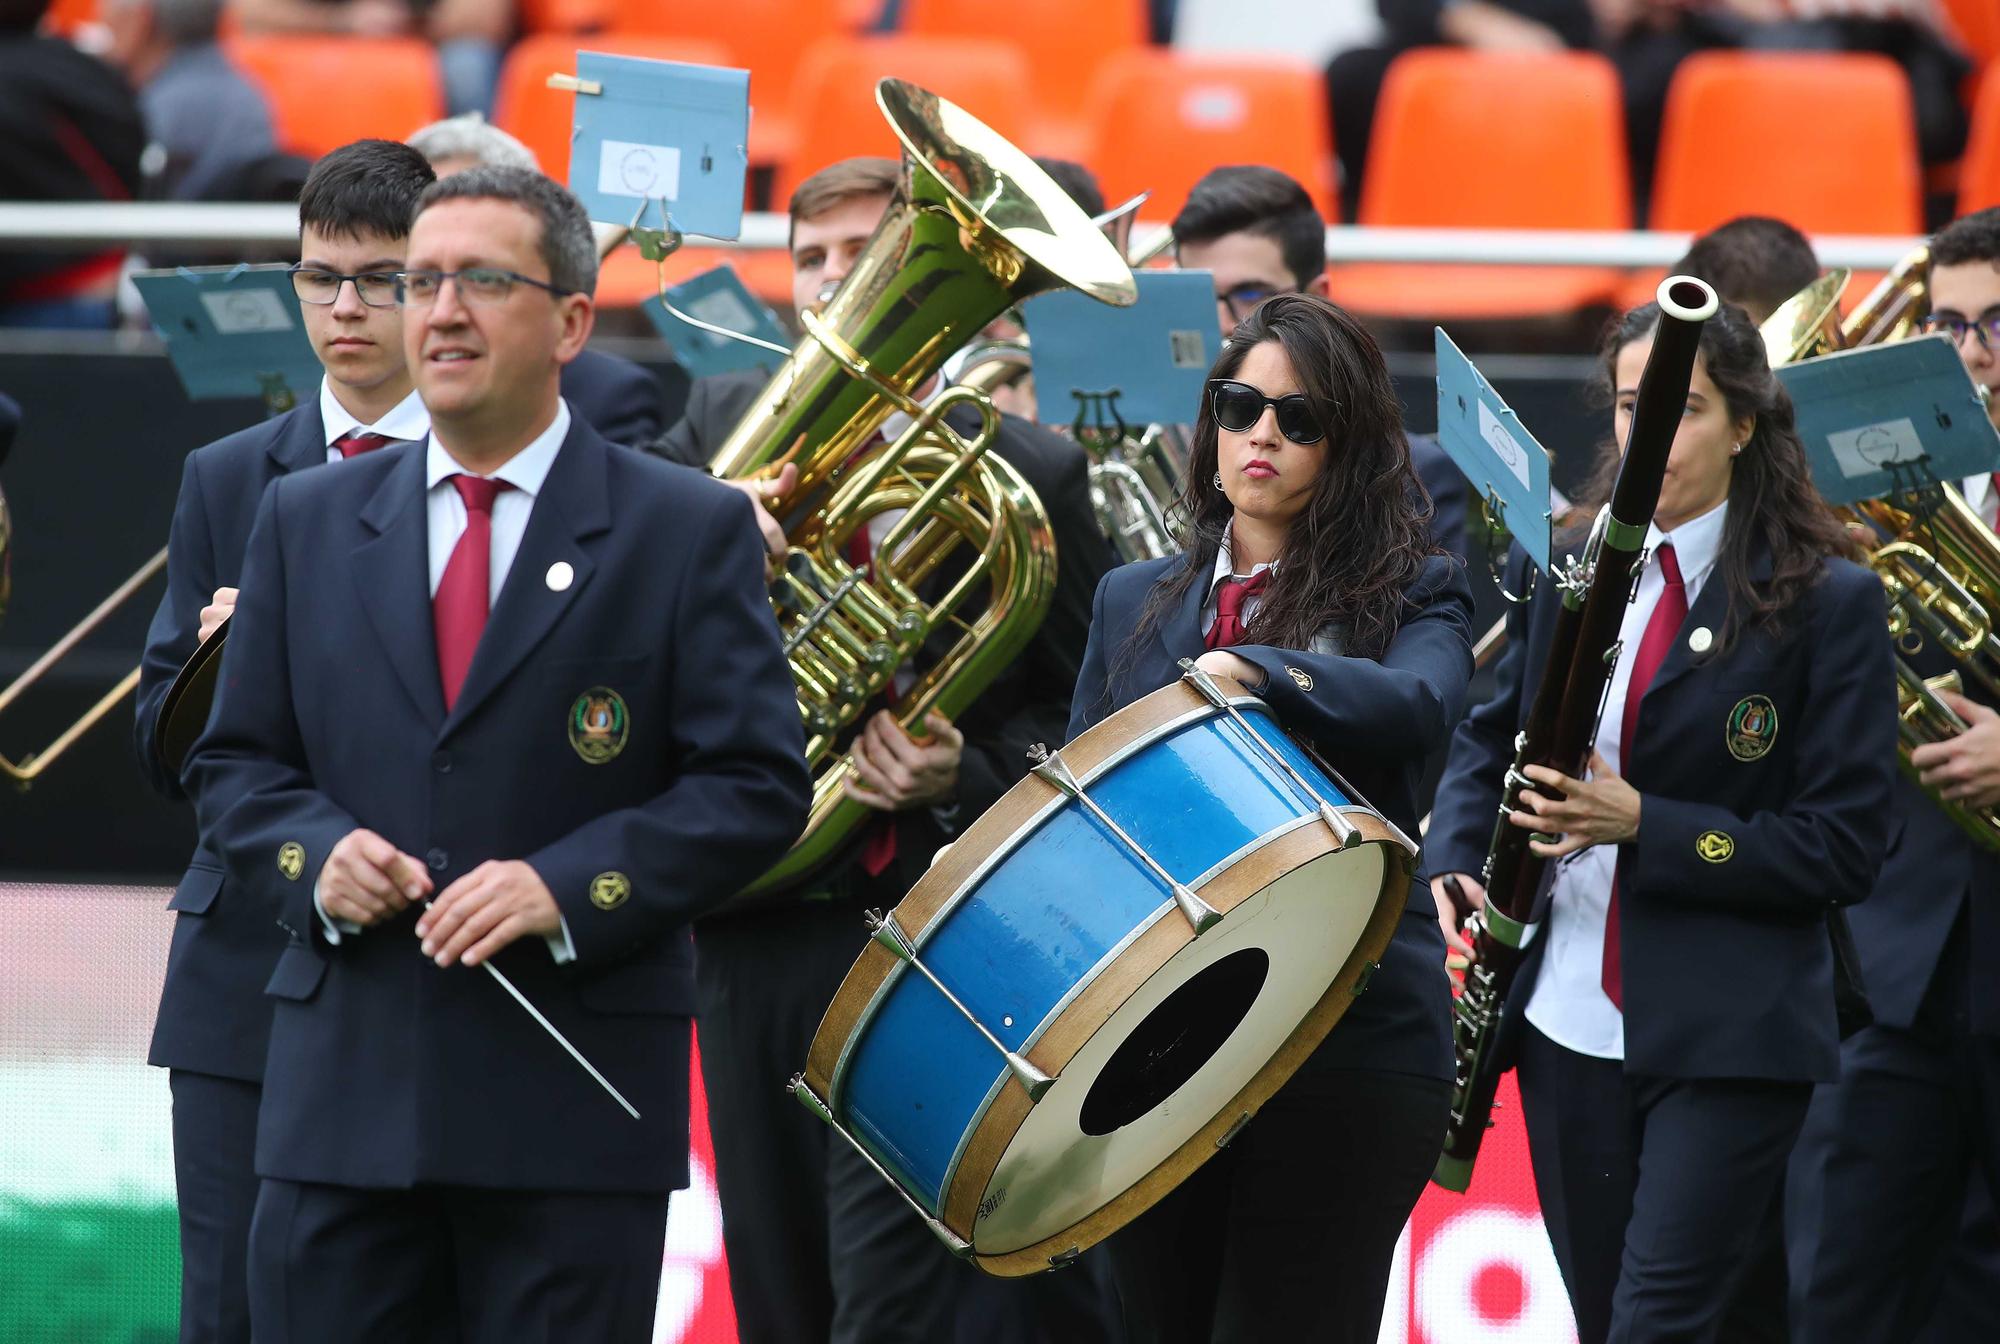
970, 840, 1387, 1259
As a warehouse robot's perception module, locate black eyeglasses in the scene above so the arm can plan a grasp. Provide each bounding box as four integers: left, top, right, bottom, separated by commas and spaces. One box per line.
1218, 283, 1282, 323
290, 265, 400, 308
395, 268, 574, 307
1207, 379, 1326, 445
1920, 310, 2000, 351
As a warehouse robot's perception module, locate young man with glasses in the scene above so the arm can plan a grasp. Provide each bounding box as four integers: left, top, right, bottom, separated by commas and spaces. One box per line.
1785, 205, 2000, 1344
1170, 165, 1469, 570
133, 136, 435, 1344
185, 164, 809, 1343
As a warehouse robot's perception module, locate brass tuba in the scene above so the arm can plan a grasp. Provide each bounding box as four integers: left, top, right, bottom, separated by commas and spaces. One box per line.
711, 79, 1137, 898
1764, 248, 2000, 851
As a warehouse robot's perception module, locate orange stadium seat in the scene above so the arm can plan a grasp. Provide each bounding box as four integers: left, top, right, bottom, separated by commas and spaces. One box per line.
1650, 52, 1923, 237
1085, 50, 1337, 222
1961, 64, 2000, 213
1327, 49, 1630, 320
516, 0, 611, 34
899, 0, 1148, 159
594, 245, 795, 311
494, 33, 733, 182
603, 0, 853, 169
40, 0, 98, 35
1941, 0, 2000, 69
771, 35, 1033, 208
224, 35, 445, 161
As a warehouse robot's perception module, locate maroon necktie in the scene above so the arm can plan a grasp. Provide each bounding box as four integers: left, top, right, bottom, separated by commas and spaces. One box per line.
847, 522, 899, 878
1603, 542, 1688, 1009
332, 431, 394, 459
1206, 571, 1269, 650
433, 475, 512, 711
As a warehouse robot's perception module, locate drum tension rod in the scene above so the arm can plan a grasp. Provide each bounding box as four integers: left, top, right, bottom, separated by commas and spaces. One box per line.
1026, 743, 1223, 935
863, 909, 1057, 1102
1178, 661, 1362, 850
787, 1074, 975, 1259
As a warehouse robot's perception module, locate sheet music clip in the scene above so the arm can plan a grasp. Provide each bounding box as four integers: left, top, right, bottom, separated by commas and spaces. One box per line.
564, 49, 750, 245
1434, 327, 1556, 578
132, 262, 319, 419
1070, 388, 1131, 452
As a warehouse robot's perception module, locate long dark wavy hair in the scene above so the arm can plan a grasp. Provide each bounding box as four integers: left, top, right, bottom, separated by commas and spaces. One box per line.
1583, 298, 1854, 652
1124, 292, 1437, 664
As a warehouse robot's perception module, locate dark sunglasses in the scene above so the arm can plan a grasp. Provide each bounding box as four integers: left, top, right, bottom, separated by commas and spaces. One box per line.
1206, 379, 1326, 444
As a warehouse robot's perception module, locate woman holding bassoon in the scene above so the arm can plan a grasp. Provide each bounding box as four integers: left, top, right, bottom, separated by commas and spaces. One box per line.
1428, 294, 1898, 1343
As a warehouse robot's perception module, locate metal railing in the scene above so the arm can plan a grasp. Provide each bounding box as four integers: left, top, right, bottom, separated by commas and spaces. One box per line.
0, 203, 1923, 271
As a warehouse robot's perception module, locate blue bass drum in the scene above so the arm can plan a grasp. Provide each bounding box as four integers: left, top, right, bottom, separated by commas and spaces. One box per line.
794, 665, 1415, 1276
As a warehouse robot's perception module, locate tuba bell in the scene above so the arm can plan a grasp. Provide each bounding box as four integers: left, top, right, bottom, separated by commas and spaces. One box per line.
1764, 247, 2000, 852
711, 79, 1137, 898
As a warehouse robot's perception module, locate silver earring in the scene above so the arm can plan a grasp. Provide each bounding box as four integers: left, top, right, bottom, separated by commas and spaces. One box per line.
1730, 442, 1743, 456
1213, 471, 1223, 489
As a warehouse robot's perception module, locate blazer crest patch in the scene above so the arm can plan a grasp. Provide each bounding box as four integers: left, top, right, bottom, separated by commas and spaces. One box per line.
1696, 830, 1735, 863
569, 687, 629, 764
1725, 695, 1778, 762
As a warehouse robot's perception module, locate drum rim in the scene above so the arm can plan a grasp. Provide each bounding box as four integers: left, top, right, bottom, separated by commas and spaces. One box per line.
801, 675, 1412, 1271
945, 812, 1408, 1272
805, 678, 1261, 1102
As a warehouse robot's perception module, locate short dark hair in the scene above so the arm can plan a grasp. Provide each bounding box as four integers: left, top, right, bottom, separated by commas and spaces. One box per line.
414, 165, 598, 297
1034, 158, 1105, 219
1932, 206, 2000, 270
298, 140, 435, 245
1670, 216, 1819, 324
1171, 165, 1325, 291
787, 156, 900, 250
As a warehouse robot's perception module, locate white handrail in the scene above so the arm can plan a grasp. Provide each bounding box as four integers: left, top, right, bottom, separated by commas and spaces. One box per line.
0, 203, 1923, 271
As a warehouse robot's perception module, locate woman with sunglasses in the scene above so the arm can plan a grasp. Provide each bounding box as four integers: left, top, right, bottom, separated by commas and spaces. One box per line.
1428, 299, 1897, 1342
1067, 292, 1475, 1342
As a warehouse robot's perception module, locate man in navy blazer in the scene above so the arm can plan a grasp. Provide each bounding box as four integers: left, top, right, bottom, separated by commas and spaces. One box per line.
186, 165, 808, 1342
133, 139, 442, 1344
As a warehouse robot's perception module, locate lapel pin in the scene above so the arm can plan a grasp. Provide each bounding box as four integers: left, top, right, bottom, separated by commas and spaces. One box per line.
1688, 626, 1713, 654
546, 561, 574, 592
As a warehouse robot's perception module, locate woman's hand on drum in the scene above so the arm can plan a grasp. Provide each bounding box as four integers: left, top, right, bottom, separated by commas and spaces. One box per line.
1509, 751, 1641, 858
1431, 873, 1483, 974
843, 709, 963, 811
1192, 649, 1266, 689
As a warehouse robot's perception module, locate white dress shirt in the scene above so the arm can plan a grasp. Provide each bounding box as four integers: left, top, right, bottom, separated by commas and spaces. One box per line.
424, 399, 570, 604
1200, 530, 1277, 638
1961, 473, 1999, 531
1524, 499, 1729, 1060
317, 400, 576, 960
317, 377, 430, 462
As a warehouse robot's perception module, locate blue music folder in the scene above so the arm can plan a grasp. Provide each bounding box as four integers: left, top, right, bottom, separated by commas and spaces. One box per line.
1025, 271, 1220, 430
641, 264, 790, 379
1775, 334, 2000, 506
1435, 328, 1554, 572
567, 51, 750, 241
133, 264, 320, 408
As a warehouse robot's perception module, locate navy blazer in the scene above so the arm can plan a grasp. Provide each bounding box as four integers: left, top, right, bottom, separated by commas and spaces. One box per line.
134, 399, 328, 1080
1409, 433, 1470, 569
186, 420, 810, 1192
1427, 543, 1897, 1082
559, 347, 665, 449
1848, 644, 2000, 1032
1068, 551, 1475, 1081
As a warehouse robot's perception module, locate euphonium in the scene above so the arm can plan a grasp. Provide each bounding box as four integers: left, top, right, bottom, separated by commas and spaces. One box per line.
711, 79, 1137, 898
953, 338, 1184, 563
1762, 248, 2000, 852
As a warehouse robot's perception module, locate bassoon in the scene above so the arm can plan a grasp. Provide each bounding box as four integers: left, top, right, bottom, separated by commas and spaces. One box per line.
1434, 275, 1720, 1191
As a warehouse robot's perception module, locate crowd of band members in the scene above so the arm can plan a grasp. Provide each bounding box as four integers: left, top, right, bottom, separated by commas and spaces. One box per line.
126, 110, 2000, 1344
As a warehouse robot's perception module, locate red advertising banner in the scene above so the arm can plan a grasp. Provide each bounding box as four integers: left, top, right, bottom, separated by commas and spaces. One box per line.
661, 1042, 1579, 1344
